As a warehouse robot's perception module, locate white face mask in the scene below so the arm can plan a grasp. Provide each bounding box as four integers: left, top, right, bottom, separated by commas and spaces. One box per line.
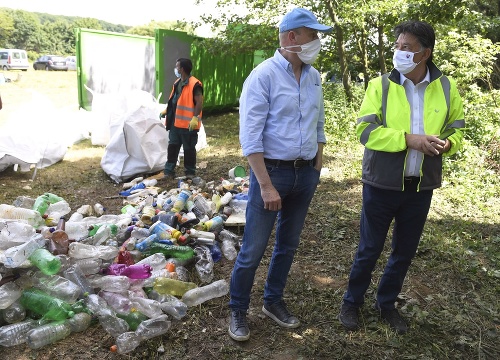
392, 49, 423, 74
174, 68, 181, 78
282, 38, 322, 64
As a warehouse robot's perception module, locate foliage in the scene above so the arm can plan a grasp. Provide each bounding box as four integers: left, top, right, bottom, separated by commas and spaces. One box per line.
127, 20, 192, 37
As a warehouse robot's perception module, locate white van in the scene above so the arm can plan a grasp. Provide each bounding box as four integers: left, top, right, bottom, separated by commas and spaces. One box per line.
0, 49, 29, 71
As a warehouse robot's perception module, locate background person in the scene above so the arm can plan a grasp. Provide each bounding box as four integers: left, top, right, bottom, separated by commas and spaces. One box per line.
338, 20, 465, 334
228, 8, 332, 342
160, 58, 203, 179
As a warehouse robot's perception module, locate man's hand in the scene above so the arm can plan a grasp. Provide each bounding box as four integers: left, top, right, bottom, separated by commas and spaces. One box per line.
188, 116, 199, 131
260, 183, 281, 211
405, 134, 448, 156
159, 110, 166, 120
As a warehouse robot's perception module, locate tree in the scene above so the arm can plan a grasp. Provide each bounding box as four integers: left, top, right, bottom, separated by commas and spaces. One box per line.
0, 9, 14, 48
126, 21, 192, 37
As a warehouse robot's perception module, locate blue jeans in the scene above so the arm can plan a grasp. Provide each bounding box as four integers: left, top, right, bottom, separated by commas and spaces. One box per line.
343, 183, 433, 310
229, 162, 320, 310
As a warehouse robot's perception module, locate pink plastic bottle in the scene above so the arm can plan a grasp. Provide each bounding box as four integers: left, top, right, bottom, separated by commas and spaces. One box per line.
103, 264, 152, 279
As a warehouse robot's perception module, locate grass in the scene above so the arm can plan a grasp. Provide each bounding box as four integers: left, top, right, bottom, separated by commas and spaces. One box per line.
0, 71, 499, 359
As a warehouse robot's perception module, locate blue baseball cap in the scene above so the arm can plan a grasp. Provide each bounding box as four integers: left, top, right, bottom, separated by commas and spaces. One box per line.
279, 8, 333, 33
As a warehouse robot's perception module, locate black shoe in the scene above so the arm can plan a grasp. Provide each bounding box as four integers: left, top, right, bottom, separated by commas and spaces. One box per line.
262, 300, 300, 328
375, 303, 408, 334
338, 303, 359, 331
228, 310, 250, 341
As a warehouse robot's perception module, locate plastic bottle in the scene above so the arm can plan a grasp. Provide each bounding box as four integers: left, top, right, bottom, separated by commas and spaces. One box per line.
3, 235, 45, 268
64, 221, 90, 241
135, 233, 159, 252
28, 248, 62, 276
0, 282, 22, 309
116, 248, 135, 266
174, 265, 190, 282
45, 200, 71, 224
93, 203, 105, 216
128, 295, 163, 319
153, 277, 198, 297
193, 194, 213, 217
0, 204, 45, 228
155, 294, 188, 320
89, 275, 130, 293
170, 189, 192, 213
154, 211, 179, 228
208, 242, 222, 263
32, 194, 51, 216
221, 239, 238, 261
111, 315, 171, 354
197, 215, 224, 232
31, 272, 82, 304
144, 243, 195, 261
149, 220, 185, 242
48, 217, 70, 255
116, 309, 149, 331
88, 224, 118, 246
63, 264, 94, 296
20, 288, 75, 320
103, 263, 152, 279
68, 242, 119, 260
0, 220, 35, 243
130, 226, 150, 241
118, 179, 157, 197
0, 318, 37, 346
2, 299, 26, 323
13, 195, 36, 209
187, 228, 216, 240
140, 205, 156, 225
67, 312, 92, 333
194, 245, 214, 283
71, 257, 103, 275
26, 321, 72, 349
84, 294, 129, 337
136, 253, 167, 271
181, 279, 229, 307
122, 176, 143, 189
99, 290, 132, 314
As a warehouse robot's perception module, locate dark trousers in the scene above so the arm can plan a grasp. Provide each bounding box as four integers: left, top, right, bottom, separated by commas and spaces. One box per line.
164, 126, 198, 176
343, 182, 433, 310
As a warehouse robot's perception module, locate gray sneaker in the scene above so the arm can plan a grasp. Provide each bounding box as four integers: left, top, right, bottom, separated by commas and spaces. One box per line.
262, 300, 300, 328
228, 310, 250, 341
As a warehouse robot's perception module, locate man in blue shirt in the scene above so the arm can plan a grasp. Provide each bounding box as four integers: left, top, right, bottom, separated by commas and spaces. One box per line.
228, 8, 332, 341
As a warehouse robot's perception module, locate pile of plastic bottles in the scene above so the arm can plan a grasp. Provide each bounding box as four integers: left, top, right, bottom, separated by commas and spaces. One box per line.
0, 174, 248, 354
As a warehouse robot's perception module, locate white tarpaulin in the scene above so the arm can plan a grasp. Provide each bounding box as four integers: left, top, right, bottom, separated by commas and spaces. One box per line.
0, 90, 90, 173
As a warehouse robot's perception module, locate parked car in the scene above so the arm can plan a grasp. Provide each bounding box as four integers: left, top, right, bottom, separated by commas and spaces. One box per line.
0, 49, 29, 71
66, 56, 77, 71
33, 55, 68, 71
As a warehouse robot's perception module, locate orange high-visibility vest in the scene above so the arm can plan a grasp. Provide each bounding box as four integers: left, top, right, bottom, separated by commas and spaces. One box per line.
169, 76, 203, 130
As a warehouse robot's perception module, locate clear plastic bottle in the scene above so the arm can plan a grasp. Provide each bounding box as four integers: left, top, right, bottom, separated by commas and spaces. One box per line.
111, 315, 171, 354
67, 312, 92, 333
0, 282, 23, 309
0, 318, 37, 346
20, 288, 75, 320
71, 257, 103, 275
2, 299, 26, 323
193, 194, 213, 217
0, 220, 35, 244
3, 235, 45, 268
63, 264, 94, 296
153, 277, 198, 297
221, 239, 238, 261
187, 229, 216, 240
68, 242, 119, 260
99, 290, 132, 315
12, 195, 36, 209
157, 294, 188, 320
194, 245, 214, 283
26, 321, 72, 349
31, 272, 82, 304
28, 248, 62, 276
181, 279, 229, 307
136, 253, 167, 271
128, 295, 163, 319
64, 221, 90, 241
89, 275, 130, 293
0, 204, 45, 228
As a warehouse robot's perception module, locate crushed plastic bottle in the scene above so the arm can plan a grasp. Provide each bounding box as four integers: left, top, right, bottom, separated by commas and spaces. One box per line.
20, 288, 75, 320
181, 279, 229, 307
0, 318, 37, 346
0, 204, 45, 228
26, 321, 72, 349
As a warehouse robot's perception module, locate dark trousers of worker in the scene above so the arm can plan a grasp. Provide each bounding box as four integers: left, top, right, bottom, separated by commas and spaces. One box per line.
343, 182, 433, 311
164, 125, 198, 176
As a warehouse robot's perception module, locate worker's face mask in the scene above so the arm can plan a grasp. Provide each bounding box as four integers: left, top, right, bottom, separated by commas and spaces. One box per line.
282, 38, 322, 64
392, 49, 423, 74
174, 68, 181, 78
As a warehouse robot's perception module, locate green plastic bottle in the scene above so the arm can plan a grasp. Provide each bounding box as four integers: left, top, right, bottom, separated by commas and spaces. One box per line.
32, 194, 51, 216
117, 310, 149, 331
28, 248, 61, 275
144, 243, 195, 261
20, 288, 75, 321
153, 277, 198, 297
